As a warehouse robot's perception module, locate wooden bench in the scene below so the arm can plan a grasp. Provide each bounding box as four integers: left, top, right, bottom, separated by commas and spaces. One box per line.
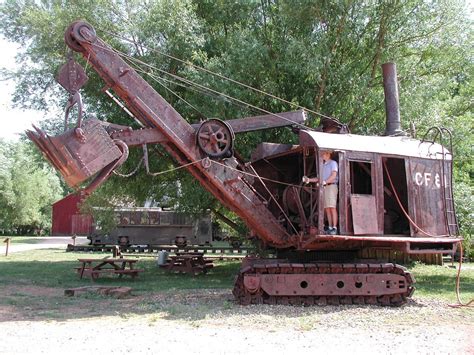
65, 286, 132, 298
74, 267, 144, 280
160, 252, 213, 275
75, 258, 144, 281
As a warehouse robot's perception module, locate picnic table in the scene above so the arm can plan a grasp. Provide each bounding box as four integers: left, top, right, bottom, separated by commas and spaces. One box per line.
76, 258, 144, 281
160, 252, 213, 275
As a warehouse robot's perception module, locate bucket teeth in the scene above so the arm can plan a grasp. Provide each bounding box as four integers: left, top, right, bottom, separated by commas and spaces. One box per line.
26, 128, 65, 174
26, 119, 123, 188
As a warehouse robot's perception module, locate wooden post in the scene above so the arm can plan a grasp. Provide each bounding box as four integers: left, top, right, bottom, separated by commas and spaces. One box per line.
4, 238, 11, 257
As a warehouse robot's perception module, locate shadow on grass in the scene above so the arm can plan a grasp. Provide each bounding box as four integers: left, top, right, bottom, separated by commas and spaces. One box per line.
1, 254, 472, 323
0, 256, 241, 322
0, 257, 239, 290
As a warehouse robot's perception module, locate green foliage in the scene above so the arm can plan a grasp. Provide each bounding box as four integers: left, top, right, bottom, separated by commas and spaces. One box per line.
0, 140, 63, 234
0, 0, 472, 246
453, 181, 473, 256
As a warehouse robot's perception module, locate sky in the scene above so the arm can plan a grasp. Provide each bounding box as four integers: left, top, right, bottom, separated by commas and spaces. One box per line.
0, 37, 46, 141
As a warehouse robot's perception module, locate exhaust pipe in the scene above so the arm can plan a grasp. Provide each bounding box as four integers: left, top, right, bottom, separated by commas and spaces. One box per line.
382, 62, 404, 136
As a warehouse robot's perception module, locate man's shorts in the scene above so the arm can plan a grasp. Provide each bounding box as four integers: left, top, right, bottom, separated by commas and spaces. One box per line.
323, 184, 338, 208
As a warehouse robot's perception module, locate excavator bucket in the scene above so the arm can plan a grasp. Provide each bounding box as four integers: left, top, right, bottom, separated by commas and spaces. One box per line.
26, 119, 122, 188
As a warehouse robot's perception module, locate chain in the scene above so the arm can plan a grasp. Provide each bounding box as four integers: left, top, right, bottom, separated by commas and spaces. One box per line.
113, 157, 144, 177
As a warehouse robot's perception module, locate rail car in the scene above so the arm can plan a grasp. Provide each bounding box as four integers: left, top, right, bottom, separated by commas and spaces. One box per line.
89, 208, 214, 247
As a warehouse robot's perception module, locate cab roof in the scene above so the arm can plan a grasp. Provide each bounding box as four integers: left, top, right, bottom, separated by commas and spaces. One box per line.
299, 130, 451, 160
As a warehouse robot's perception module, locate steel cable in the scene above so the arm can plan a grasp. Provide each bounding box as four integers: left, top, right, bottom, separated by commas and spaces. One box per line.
100, 28, 345, 125
448, 242, 474, 308
88, 40, 314, 131
383, 160, 446, 238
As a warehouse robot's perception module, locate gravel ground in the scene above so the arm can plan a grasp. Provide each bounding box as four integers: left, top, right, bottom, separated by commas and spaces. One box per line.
1, 317, 471, 355
0, 289, 473, 355
1, 240, 472, 354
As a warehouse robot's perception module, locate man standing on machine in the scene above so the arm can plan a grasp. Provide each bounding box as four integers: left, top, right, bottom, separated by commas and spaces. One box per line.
302, 150, 339, 235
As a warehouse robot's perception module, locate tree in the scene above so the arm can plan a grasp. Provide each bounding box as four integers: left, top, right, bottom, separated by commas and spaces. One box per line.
0, 140, 63, 234
0, 0, 472, 245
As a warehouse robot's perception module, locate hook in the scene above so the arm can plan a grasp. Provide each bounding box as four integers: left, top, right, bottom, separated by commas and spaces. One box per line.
64, 92, 85, 141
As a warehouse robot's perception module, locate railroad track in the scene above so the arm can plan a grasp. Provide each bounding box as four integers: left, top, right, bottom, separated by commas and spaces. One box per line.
66, 243, 253, 258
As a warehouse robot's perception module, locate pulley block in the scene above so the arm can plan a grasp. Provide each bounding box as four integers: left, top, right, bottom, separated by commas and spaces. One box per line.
196, 119, 235, 158
64, 21, 97, 52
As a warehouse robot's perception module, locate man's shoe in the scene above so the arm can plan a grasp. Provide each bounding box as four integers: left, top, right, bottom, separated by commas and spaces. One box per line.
328, 227, 338, 235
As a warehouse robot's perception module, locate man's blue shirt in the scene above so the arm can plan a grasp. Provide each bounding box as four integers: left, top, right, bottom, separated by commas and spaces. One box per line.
322, 159, 338, 184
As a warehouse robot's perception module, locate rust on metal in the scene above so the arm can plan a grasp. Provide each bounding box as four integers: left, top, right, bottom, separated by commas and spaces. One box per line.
111, 127, 169, 147
56, 56, 88, 94
191, 110, 307, 133
233, 260, 414, 306
298, 130, 450, 159
110, 110, 306, 148
25, 21, 464, 306
63, 20, 293, 248
196, 119, 234, 158
26, 119, 123, 188
254, 273, 406, 296
382, 62, 403, 136
250, 143, 299, 162
350, 195, 379, 235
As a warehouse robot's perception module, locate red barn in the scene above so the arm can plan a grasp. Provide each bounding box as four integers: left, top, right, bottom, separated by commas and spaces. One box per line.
51, 193, 93, 236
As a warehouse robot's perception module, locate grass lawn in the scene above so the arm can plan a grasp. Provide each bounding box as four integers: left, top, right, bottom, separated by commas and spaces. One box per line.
408, 262, 474, 302
0, 248, 472, 322
0, 249, 240, 292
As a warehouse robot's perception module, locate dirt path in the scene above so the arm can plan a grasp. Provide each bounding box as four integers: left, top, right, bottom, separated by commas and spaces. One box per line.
0, 236, 88, 254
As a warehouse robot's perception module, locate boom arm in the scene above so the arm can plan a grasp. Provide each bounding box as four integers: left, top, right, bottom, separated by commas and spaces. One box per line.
64, 21, 294, 248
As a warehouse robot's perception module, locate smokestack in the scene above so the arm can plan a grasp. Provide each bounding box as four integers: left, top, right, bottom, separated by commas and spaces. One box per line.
382, 62, 404, 136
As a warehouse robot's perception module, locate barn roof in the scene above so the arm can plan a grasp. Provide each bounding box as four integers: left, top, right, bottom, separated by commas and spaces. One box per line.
299, 130, 451, 160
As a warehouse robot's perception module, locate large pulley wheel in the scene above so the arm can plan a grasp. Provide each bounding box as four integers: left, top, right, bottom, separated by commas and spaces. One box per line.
300, 182, 319, 213
64, 21, 96, 52
197, 119, 234, 158
282, 182, 318, 219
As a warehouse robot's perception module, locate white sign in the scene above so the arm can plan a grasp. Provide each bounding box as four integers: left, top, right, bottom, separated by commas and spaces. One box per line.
414, 172, 446, 188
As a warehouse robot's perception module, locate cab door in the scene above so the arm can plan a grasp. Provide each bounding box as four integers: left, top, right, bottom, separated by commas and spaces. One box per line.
345, 152, 382, 235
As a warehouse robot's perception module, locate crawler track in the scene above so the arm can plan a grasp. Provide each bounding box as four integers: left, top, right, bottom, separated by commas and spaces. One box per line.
233, 262, 415, 306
